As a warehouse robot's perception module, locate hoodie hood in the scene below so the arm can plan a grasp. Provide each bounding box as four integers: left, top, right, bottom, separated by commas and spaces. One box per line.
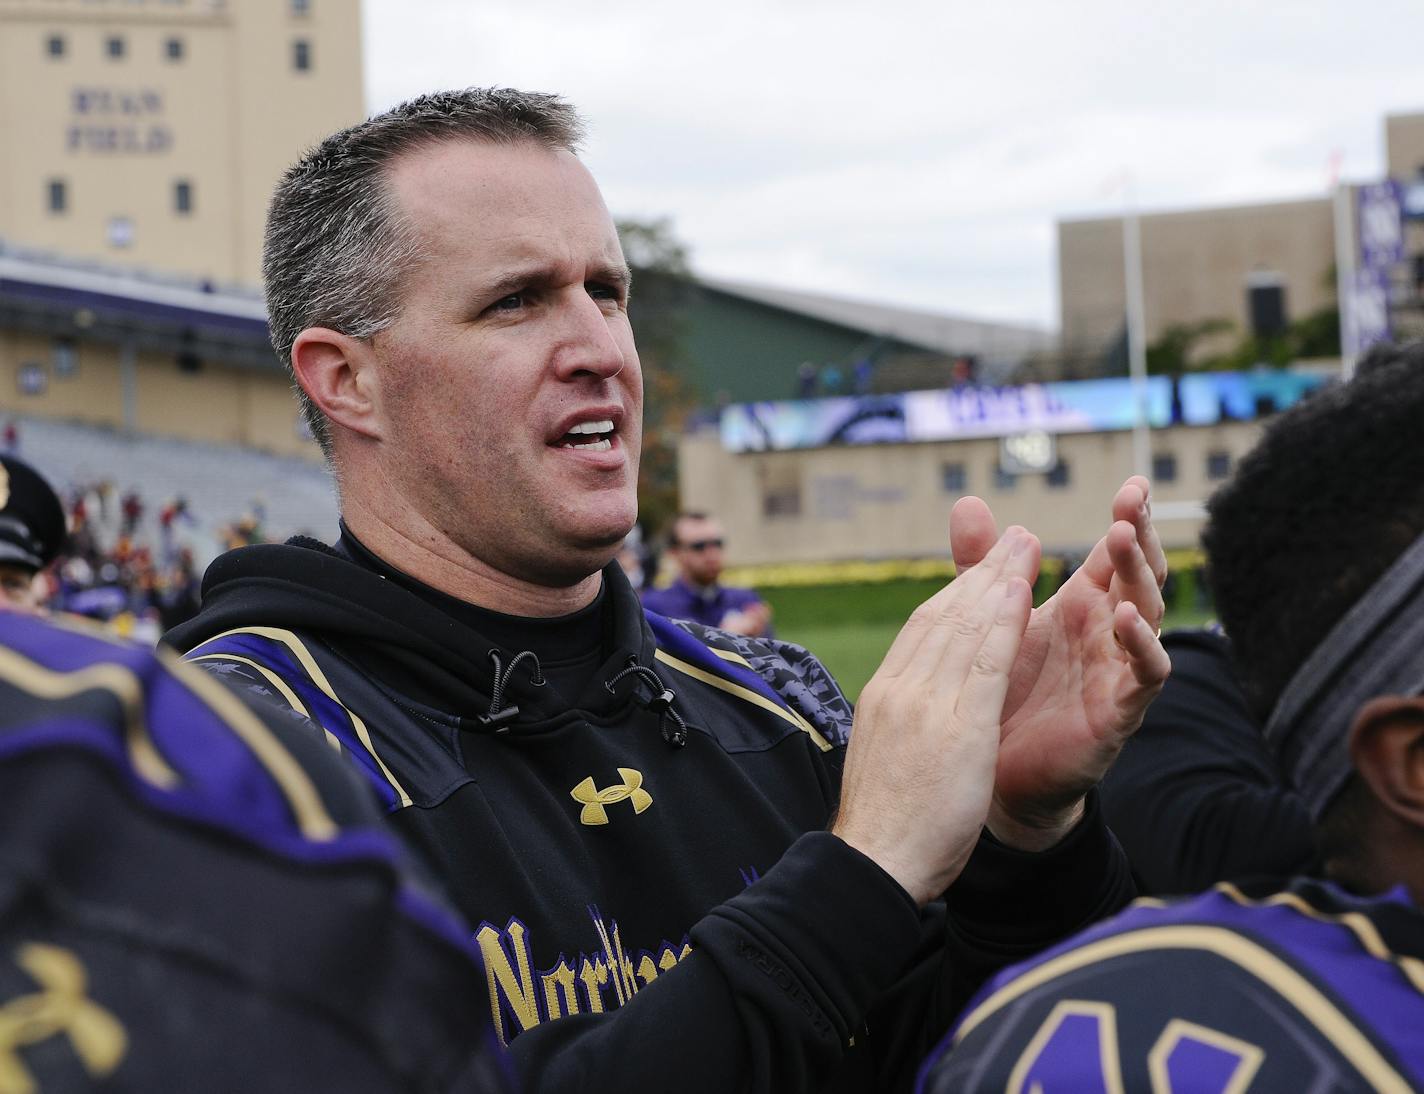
163, 537, 661, 726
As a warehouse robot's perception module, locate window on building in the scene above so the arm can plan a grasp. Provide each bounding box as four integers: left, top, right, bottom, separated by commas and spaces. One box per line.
290, 0, 311, 14
994, 465, 1017, 492
1151, 453, 1178, 483
174, 179, 193, 215
762, 483, 802, 519
51, 339, 79, 379
292, 38, 311, 71
47, 179, 67, 214
165, 36, 184, 61
1246, 272, 1287, 339
45, 34, 65, 58
105, 35, 126, 60
941, 462, 967, 494
1206, 450, 1232, 481
1046, 459, 1071, 489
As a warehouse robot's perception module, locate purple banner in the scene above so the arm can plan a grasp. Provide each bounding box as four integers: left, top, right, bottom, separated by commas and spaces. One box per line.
1357, 180, 1404, 270
1352, 267, 1392, 353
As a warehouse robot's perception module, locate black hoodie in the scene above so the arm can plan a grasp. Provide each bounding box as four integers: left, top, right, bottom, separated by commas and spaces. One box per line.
166, 538, 1134, 1093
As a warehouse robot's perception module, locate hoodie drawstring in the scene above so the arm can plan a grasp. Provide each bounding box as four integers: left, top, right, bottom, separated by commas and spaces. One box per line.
477, 649, 545, 731
605, 660, 690, 748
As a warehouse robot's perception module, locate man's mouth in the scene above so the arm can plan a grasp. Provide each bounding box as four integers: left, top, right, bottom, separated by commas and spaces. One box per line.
556, 419, 615, 452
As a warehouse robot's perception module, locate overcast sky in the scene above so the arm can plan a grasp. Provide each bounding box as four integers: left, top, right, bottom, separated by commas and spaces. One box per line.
362, 0, 1423, 331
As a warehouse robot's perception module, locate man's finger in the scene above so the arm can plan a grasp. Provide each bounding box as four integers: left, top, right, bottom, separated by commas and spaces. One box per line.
913, 529, 1040, 678
876, 525, 1019, 680
1112, 476, 1168, 589
1111, 600, 1172, 689
952, 575, 1033, 721
949, 495, 999, 574
1107, 520, 1164, 631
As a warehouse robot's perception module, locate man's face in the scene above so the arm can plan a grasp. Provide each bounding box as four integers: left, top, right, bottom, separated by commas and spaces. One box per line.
369, 139, 642, 587
0, 564, 41, 613
672, 516, 726, 587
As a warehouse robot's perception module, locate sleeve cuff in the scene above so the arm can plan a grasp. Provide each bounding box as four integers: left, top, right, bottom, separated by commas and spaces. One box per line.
945, 791, 1134, 950
692, 830, 925, 1042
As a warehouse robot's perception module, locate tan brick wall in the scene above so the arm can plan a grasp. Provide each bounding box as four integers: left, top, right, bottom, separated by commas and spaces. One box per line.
1058, 198, 1336, 367
679, 420, 1263, 564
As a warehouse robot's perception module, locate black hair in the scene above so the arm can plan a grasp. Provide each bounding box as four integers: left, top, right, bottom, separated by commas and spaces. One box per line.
1203, 340, 1424, 723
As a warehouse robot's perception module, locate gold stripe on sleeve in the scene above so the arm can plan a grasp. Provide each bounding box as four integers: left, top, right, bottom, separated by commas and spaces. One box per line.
653, 649, 833, 752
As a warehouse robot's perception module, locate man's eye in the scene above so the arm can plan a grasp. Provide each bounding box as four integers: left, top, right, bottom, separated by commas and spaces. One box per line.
491, 293, 525, 311
587, 283, 623, 304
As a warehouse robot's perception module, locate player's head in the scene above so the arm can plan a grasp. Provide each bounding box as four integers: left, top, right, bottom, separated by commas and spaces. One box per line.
1203, 341, 1424, 895
0, 455, 65, 613
668, 512, 727, 587
267, 89, 642, 587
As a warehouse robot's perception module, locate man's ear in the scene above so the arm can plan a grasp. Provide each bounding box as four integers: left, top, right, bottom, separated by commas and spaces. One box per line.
290, 327, 383, 442
1348, 697, 1424, 828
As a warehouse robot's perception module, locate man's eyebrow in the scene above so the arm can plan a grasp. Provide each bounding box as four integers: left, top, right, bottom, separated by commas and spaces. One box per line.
590, 262, 634, 293
471, 261, 633, 300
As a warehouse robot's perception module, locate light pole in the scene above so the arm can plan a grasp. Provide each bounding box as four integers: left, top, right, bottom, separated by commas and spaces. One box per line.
1122, 196, 1151, 478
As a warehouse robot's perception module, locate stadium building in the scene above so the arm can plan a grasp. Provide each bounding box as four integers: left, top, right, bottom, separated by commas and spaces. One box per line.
0, 0, 362, 284
1057, 112, 1424, 378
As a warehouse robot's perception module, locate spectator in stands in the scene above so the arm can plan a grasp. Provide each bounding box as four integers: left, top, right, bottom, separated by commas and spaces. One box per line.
0, 454, 66, 613
641, 511, 773, 635
921, 342, 1424, 1092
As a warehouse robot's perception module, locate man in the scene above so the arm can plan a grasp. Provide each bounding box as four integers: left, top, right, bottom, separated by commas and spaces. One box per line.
0, 609, 507, 1091
642, 511, 772, 635
0, 454, 66, 613
921, 344, 1424, 1092
165, 88, 1169, 1091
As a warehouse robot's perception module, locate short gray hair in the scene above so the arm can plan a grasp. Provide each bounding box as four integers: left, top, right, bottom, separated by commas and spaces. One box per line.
263, 88, 586, 457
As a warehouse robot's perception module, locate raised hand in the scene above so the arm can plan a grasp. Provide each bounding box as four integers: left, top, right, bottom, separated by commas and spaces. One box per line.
949, 476, 1171, 849
832, 526, 1037, 906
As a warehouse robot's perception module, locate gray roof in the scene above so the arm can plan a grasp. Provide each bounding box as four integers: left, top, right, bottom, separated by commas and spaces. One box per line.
698, 276, 1054, 363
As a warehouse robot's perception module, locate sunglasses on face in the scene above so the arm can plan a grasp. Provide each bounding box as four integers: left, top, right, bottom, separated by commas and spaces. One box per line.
681, 538, 724, 552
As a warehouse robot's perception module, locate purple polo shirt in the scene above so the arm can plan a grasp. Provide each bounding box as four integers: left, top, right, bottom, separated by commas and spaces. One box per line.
640, 577, 767, 631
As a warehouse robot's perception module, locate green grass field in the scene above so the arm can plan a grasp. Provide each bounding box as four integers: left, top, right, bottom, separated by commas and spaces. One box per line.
765, 577, 1213, 702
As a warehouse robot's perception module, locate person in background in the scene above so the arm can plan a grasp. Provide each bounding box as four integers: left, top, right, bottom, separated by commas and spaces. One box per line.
0, 454, 66, 613
1100, 626, 1316, 895
920, 342, 1424, 1093
641, 511, 773, 636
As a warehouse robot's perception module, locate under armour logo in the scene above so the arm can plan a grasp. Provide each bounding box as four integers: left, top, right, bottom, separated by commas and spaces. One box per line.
0, 943, 127, 1093
571, 768, 652, 826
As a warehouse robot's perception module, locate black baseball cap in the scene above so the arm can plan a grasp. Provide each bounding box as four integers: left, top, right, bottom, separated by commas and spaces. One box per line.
0, 456, 66, 572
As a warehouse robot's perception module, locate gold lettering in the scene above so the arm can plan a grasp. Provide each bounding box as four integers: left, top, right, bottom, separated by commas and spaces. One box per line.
658, 944, 682, 973
612, 924, 640, 1001
637, 954, 660, 987
541, 960, 579, 1021
475, 922, 541, 1046
577, 956, 610, 1014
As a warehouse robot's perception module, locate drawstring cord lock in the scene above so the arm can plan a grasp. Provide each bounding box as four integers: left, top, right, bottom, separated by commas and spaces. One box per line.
477, 649, 544, 733
605, 660, 689, 748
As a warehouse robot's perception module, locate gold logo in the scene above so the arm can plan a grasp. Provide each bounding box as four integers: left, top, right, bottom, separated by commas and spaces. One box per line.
0, 943, 127, 1093
571, 768, 652, 826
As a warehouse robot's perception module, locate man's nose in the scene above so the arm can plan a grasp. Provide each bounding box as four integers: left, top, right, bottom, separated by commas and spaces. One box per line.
552, 291, 626, 381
